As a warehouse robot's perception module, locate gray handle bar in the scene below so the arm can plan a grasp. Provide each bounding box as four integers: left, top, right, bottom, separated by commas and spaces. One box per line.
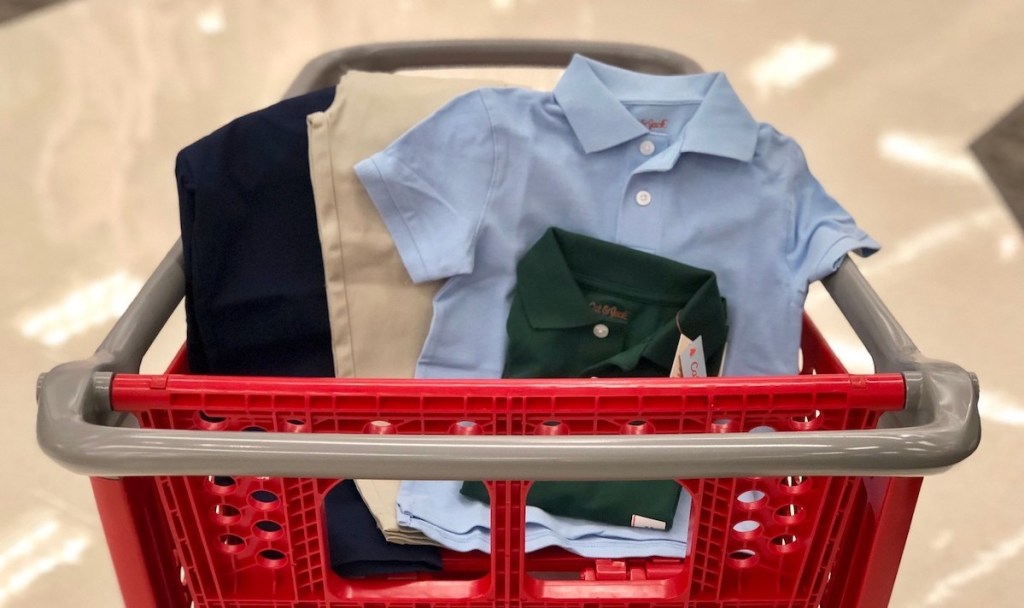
282, 39, 703, 98
37, 40, 980, 480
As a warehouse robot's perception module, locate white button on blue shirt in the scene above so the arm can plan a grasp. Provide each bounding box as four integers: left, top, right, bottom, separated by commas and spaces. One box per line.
355, 54, 879, 379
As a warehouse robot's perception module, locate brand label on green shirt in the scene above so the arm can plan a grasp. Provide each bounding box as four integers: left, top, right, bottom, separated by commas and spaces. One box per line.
588, 300, 632, 322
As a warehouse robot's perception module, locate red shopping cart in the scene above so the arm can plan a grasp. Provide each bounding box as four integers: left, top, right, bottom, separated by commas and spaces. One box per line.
37, 41, 980, 608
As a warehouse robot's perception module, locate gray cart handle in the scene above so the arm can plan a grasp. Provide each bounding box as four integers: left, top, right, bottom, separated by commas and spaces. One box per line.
282, 39, 703, 98
37, 40, 979, 480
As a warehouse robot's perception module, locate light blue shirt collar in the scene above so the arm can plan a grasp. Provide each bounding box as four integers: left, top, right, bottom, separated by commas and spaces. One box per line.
553, 54, 759, 163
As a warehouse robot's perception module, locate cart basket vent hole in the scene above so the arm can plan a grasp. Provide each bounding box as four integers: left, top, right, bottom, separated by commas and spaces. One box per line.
257, 549, 288, 569
624, 419, 655, 434
737, 490, 767, 509
212, 503, 241, 524
775, 503, 805, 524
451, 420, 482, 435
249, 490, 281, 511
365, 420, 396, 434
196, 411, 227, 430
206, 476, 237, 495
732, 520, 761, 540
727, 549, 759, 569
218, 534, 245, 554
780, 475, 810, 493
771, 534, 800, 553
538, 420, 569, 435
254, 520, 284, 540
242, 425, 267, 432
789, 410, 823, 431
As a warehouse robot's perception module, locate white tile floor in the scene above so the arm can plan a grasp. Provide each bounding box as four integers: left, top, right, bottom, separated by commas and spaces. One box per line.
1, 0, 1022, 606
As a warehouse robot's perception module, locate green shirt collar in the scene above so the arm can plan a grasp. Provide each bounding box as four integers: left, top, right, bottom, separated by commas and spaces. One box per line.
517, 227, 723, 329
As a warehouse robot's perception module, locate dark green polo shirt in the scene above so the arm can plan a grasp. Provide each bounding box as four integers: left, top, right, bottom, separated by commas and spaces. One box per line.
461, 227, 728, 530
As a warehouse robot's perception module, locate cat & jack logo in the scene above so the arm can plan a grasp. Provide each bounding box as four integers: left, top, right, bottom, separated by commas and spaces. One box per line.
589, 301, 630, 321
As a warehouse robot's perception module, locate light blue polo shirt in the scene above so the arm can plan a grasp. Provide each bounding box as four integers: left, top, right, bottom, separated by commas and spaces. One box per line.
355, 54, 879, 378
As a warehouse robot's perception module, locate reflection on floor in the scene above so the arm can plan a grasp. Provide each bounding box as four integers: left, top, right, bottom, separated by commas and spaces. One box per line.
973, 100, 1024, 230
0, 0, 65, 24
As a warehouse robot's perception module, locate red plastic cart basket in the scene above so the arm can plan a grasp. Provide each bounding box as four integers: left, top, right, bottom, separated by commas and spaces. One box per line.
37, 41, 980, 608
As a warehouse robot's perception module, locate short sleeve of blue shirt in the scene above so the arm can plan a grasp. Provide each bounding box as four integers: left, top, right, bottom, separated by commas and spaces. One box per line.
354, 90, 498, 283
780, 133, 880, 285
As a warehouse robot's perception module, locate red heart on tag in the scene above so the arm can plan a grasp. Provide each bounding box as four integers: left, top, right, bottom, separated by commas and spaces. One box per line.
689, 348, 697, 356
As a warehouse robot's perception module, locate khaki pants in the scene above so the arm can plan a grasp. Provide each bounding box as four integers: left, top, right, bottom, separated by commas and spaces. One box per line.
307, 71, 501, 544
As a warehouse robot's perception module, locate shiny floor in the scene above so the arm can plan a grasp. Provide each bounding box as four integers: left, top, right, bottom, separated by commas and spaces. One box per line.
1, 1, 1022, 606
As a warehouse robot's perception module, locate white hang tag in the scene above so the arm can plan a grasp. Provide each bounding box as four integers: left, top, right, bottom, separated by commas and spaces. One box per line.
669, 332, 692, 378
679, 335, 707, 378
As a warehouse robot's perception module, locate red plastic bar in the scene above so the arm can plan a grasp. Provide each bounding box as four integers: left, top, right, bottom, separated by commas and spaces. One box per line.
112, 373, 906, 419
